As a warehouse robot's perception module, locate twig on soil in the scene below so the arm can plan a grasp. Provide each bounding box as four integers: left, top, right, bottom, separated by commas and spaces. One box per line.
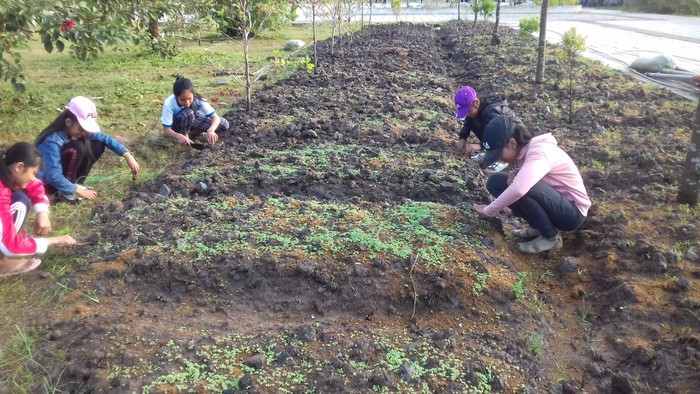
409, 252, 421, 321
681, 308, 700, 322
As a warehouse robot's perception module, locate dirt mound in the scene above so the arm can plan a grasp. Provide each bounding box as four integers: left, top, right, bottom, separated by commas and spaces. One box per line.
37, 22, 700, 394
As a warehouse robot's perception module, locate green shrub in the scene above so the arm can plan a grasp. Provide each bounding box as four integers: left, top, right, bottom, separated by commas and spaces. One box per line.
518, 17, 540, 37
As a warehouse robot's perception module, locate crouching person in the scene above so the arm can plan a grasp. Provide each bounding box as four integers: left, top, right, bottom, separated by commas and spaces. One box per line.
0, 142, 76, 277
472, 116, 591, 254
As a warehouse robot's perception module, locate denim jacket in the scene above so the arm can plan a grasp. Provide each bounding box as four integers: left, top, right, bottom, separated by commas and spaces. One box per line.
36, 131, 128, 195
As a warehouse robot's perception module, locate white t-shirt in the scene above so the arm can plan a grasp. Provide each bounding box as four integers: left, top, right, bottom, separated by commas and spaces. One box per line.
161, 94, 216, 128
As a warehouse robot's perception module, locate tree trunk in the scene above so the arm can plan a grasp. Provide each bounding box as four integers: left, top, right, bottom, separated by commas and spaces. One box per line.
535, 0, 549, 84
242, 1, 252, 112
331, 19, 336, 57
491, 0, 501, 44
148, 16, 160, 40
458, 1, 461, 21
312, 4, 318, 72
369, 0, 373, 26
677, 97, 700, 205
244, 32, 251, 112
361, 1, 365, 28
473, 0, 479, 28
568, 56, 573, 123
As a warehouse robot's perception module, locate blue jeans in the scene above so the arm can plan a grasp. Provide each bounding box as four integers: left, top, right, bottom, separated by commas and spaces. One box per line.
486, 172, 585, 239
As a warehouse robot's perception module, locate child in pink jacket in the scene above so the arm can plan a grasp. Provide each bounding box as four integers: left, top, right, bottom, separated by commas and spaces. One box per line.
0, 142, 76, 277
472, 116, 591, 254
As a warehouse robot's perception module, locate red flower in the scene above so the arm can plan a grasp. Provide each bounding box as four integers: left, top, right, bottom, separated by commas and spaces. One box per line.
210, 97, 219, 104
61, 19, 75, 33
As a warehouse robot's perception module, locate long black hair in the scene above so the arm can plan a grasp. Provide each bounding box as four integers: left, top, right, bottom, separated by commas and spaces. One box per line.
0, 142, 43, 190
35, 109, 77, 146
35, 109, 94, 160
173, 76, 204, 108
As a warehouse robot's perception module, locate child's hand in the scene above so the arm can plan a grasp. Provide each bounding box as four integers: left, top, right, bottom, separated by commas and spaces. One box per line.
34, 212, 51, 236
455, 139, 468, 154
76, 186, 97, 200
124, 153, 140, 175
206, 130, 219, 145
472, 204, 488, 216
178, 134, 192, 147
466, 144, 482, 156
48, 235, 77, 246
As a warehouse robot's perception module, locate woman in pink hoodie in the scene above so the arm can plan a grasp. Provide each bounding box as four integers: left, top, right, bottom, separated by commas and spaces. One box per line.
473, 116, 591, 254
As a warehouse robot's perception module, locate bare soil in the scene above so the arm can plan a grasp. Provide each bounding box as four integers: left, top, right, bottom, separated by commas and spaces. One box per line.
30, 22, 700, 393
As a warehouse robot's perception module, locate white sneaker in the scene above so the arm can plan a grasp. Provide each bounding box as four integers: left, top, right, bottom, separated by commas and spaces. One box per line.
485, 161, 509, 173
471, 152, 486, 161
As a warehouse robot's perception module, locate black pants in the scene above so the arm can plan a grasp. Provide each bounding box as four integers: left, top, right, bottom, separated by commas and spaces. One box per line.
10, 190, 30, 233
486, 172, 585, 239
63, 139, 106, 184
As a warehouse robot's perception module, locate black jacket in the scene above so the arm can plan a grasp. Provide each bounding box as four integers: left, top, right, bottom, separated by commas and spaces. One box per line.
459, 96, 524, 143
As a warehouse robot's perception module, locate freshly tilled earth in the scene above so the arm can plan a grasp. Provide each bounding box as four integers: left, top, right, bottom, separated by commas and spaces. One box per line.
35, 22, 700, 393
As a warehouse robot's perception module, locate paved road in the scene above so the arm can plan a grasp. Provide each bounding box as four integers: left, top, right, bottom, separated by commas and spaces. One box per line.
296, 4, 700, 99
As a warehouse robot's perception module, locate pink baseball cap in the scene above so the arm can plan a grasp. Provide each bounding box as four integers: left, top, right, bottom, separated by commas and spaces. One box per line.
67, 96, 100, 133
454, 86, 477, 119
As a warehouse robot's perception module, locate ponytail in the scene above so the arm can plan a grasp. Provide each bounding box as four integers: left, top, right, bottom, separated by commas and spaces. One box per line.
0, 149, 10, 190
0, 142, 43, 190
513, 124, 534, 149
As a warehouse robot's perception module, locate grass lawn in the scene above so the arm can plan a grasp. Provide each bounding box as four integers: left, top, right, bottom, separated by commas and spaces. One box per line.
0, 24, 333, 393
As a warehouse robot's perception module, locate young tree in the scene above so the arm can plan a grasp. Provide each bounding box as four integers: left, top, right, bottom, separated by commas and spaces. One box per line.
211, 0, 297, 38
320, 1, 344, 57
391, 0, 402, 22
305, 0, 331, 71
677, 97, 700, 205
219, 0, 292, 111
473, 0, 480, 27
491, 0, 501, 44
479, 0, 495, 21
557, 27, 586, 123
535, 0, 549, 84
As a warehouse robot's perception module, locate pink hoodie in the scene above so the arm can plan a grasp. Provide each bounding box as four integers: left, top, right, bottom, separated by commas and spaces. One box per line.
483, 133, 591, 217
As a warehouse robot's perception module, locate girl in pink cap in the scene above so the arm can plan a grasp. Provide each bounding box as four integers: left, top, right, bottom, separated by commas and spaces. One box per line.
34, 96, 140, 204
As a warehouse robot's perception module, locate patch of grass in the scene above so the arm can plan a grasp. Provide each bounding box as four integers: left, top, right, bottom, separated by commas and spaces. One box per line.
472, 272, 490, 296
512, 271, 533, 303
525, 332, 544, 357
138, 196, 478, 266
138, 329, 503, 393
0, 326, 53, 393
